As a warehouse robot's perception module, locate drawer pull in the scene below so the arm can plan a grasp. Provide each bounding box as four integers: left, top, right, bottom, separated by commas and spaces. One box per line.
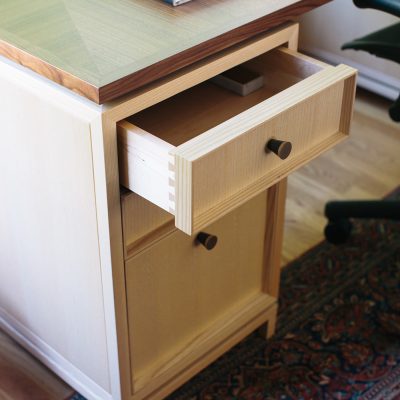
266, 139, 292, 160
196, 232, 218, 250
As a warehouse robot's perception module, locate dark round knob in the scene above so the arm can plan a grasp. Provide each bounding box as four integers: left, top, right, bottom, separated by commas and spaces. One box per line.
196, 232, 218, 250
265, 139, 292, 160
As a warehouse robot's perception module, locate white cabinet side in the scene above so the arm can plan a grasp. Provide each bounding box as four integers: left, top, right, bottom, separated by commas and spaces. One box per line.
0, 58, 115, 400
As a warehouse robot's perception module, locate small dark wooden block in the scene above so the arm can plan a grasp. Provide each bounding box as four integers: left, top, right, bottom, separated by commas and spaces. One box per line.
210, 66, 264, 96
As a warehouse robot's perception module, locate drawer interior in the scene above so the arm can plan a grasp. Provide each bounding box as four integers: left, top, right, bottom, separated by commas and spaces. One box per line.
124, 48, 326, 146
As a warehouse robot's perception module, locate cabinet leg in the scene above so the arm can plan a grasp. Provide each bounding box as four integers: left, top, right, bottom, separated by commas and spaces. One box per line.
258, 179, 286, 341
262, 179, 287, 298
266, 313, 277, 339
258, 304, 278, 339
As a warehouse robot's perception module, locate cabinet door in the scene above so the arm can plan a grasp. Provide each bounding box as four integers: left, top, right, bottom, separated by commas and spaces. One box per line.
125, 191, 277, 395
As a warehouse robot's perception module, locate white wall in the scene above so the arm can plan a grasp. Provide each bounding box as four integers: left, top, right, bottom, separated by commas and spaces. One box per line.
300, 0, 399, 100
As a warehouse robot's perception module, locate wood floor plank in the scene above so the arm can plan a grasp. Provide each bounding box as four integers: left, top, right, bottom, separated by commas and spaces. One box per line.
0, 330, 73, 400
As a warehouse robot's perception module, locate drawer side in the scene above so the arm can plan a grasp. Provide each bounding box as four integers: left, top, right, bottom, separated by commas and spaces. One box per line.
118, 121, 176, 214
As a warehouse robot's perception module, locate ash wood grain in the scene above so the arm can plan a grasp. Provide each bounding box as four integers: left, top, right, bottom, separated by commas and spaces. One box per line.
121, 193, 174, 259
133, 298, 277, 400
124, 193, 276, 398
92, 114, 131, 399
0, 57, 117, 399
171, 61, 353, 234
263, 179, 288, 298
257, 179, 287, 340
0, 0, 330, 103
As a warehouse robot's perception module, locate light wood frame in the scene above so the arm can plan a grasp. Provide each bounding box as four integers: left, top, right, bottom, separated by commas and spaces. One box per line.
103, 22, 300, 399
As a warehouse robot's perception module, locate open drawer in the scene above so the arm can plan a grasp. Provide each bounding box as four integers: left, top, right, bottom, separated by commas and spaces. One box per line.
117, 47, 356, 235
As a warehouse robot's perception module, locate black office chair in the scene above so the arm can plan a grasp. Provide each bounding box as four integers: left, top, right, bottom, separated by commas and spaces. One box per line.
324, 0, 400, 244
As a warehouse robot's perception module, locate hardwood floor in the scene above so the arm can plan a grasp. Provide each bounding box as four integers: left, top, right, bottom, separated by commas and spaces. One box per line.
0, 330, 73, 400
0, 89, 399, 399
282, 89, 400, 265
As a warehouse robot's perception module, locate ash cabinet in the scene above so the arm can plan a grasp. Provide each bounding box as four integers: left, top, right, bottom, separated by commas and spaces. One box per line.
124, 192, 277, 396
0, 22, 356, 400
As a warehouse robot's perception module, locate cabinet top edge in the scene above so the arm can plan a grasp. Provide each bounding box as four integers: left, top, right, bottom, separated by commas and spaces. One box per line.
0, 0, 331, 104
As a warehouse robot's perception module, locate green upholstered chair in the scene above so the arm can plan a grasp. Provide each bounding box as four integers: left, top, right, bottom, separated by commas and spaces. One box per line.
324, 0, 400, 244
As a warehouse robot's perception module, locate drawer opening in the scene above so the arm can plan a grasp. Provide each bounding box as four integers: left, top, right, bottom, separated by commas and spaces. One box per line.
118, 47, 356, 234
122, 48, 326, 147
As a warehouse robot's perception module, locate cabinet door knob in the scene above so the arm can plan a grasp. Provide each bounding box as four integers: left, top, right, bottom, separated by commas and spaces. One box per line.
196, 232, 218, 250
265, 139, 292, 160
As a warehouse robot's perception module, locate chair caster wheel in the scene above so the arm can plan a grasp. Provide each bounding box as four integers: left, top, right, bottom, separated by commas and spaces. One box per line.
389, 105, 400, 122
324, 219, 353, 244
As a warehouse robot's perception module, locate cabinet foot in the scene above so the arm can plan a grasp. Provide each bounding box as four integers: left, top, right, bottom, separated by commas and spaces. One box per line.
258, 305, 277, 340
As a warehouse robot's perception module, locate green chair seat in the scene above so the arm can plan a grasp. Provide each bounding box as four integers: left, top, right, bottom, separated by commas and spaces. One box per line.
354, 0, 400, 17
342, 1, 400, 122
342, 22, 400, 64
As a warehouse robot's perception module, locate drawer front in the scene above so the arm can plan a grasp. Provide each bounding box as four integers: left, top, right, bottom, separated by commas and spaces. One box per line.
118, 49, 357, 235
125, 192, 275, 393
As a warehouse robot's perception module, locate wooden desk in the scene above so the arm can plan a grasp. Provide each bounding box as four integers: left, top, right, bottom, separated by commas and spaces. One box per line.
0, 1, 356, 399
0, 0, 330, 103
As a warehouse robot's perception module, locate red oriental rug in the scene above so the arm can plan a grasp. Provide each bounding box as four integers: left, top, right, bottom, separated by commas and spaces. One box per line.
168, 188, 400, 400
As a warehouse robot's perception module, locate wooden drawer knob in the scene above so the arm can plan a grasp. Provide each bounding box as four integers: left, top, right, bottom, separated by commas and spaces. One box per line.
265, 139, 292, 160
196, 232, 218, 250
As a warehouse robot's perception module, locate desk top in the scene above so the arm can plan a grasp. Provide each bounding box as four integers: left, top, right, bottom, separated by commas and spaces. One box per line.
0, 0, 329, 104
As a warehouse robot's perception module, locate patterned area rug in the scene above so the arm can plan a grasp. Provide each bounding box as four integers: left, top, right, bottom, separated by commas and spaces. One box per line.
168, 190, 400, 400
71, 189, 400, 400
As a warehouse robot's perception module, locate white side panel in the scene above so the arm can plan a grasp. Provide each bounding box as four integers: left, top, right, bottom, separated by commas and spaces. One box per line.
0, 57, 113, 399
